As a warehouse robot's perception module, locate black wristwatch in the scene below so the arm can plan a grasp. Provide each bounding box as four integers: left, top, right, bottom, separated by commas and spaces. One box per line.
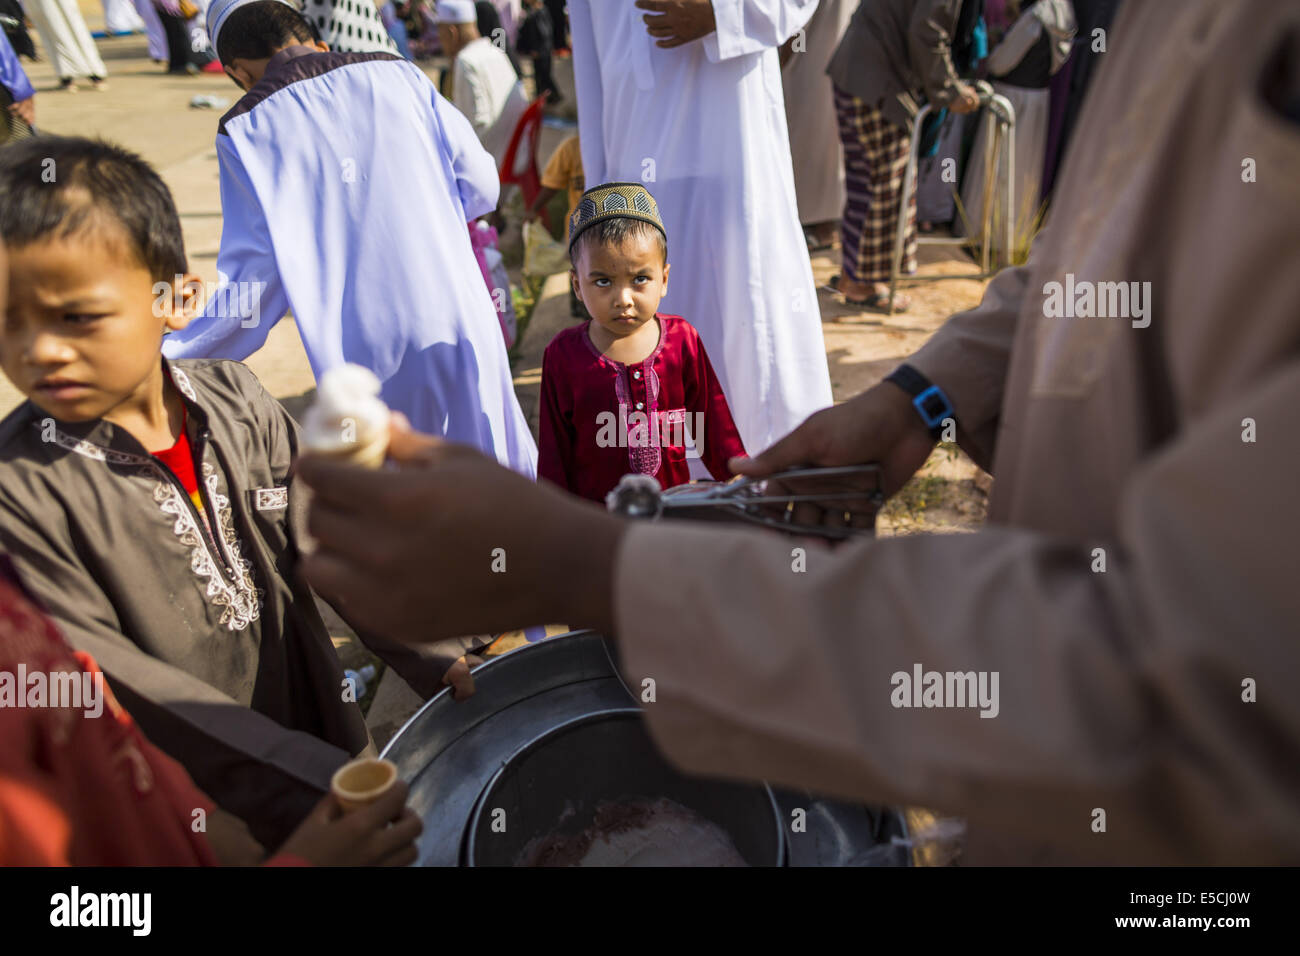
884, 364, 956, 440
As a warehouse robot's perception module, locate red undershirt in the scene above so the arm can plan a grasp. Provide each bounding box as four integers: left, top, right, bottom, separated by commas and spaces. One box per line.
150, 398, 204, 513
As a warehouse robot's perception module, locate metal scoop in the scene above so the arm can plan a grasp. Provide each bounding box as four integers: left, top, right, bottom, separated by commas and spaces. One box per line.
604, 465, 884, 541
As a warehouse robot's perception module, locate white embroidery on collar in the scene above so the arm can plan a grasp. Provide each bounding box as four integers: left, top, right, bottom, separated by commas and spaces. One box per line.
169, 365, 199, 402
45, 422, 262, 632
152, 475, 261, 632
44, 428, 153, 467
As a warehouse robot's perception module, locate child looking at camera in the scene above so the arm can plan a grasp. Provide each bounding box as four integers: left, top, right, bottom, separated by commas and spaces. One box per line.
538, 182, 746, 503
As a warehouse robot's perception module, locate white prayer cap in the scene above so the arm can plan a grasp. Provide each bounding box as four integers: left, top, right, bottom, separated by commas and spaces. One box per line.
207, 0, 301, 55
433, 0, 477, 25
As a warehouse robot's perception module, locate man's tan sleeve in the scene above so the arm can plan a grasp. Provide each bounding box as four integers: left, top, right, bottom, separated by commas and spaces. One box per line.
906, 257, 1032, 469
614, 361, 1300, 863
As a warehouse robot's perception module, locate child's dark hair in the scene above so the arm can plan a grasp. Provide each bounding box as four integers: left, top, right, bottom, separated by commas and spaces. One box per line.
569, 217, 667, 266
0, 136, 186, 283
217, 0, 319, 67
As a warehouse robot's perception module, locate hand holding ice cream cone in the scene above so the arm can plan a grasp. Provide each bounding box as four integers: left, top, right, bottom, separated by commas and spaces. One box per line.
330, 757, 400, 812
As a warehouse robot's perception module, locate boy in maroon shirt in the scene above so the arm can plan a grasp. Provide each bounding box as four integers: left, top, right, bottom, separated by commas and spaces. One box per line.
538, 182, 745, 503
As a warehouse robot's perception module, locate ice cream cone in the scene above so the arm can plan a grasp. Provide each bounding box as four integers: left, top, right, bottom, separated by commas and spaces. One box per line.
300, 364, 392, 468
330, 757, 398, 811
304, 428, 389, 469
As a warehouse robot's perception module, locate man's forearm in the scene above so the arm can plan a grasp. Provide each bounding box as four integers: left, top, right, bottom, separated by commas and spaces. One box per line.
543, 500, 627, 636
905, 260, 1030, 469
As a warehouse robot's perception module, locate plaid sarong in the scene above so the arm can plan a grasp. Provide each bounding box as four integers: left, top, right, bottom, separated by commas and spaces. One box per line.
834, 85, 917, 284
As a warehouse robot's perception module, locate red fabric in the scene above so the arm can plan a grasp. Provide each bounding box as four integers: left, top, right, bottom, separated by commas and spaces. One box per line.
0, 564, 221, 866
538, 314, 746, 503
150, 401, 203, 511
498, 93, 549, 218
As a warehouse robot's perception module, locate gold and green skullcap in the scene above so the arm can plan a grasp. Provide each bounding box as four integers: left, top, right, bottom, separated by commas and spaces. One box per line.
568, 181, 667, 252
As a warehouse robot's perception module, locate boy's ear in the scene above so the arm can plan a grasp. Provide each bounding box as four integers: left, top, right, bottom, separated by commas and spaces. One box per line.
661, 261, 669, 294
225, 61, 256, 91
314, 40, 329, 53
570, 268, 583, 304
166, 274, 205, 331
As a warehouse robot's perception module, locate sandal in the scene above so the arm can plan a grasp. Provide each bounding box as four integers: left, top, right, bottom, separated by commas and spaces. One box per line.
804, 228, 834, 254
820, 273, 873, 307
863, 291, 911, 313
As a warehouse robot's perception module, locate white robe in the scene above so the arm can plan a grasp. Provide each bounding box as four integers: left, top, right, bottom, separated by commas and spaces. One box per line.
102, 0, 145, 34
25, 0, 107, 80
162, 50, 537, 477
569, 0, 833, 453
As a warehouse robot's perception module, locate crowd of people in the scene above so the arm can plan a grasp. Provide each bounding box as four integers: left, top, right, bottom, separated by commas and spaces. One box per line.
0, 0, 561, 98
0, 0, 1297, 869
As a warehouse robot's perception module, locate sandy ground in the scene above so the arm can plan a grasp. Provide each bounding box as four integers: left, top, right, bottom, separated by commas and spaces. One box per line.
3, 24, 993, 745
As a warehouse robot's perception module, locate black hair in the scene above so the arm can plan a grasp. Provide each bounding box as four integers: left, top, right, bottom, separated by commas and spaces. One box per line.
569, 217, 667, 267
0, 135, 187, 283
217, 1, 319, 67
476, 1, 502, 38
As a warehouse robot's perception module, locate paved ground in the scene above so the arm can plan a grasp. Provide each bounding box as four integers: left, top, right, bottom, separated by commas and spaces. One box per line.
4, 27, 993, 745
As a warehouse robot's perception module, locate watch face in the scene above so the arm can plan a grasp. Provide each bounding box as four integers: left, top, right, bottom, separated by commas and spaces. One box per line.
920, 392, 948, 422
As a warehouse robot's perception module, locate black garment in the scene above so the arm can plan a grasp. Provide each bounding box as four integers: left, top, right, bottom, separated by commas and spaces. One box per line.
516, 5, 552, 57
0, 0, 34, 60
517, 5, 559, 100
545, 0, 566, 50
157, 5, 214, 74
998, 30, 1054, 89
532, 50, 559, 101
1042, 0, 1122, 194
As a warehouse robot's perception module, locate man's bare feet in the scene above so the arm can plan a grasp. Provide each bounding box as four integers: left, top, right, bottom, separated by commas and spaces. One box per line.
804, 222, 838, 252
835, 274, 873, 303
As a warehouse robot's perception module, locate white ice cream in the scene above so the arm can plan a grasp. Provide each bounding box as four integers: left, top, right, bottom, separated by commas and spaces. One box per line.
301, 364, 390, 454
576, 809, 749, 867
521, 798, 750, 867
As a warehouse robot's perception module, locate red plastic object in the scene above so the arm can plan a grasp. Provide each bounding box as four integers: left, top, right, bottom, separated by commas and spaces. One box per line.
498, 92, 550, 229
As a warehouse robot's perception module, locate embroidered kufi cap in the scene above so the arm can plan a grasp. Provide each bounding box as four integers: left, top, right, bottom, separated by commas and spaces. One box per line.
568, 182, 667, 252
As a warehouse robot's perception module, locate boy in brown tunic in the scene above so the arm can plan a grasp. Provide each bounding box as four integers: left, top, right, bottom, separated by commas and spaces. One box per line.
0, 136, 477, 848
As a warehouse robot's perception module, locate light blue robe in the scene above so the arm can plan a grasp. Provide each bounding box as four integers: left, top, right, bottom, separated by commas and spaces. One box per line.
163, 47, 537, 477
0, 29, 34, 104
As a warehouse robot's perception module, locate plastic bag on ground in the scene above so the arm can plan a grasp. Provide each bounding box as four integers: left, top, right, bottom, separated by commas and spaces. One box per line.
522, 219, 570, 279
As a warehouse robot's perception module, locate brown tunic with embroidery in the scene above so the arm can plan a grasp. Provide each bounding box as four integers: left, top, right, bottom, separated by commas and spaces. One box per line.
0, 358, 468, 847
